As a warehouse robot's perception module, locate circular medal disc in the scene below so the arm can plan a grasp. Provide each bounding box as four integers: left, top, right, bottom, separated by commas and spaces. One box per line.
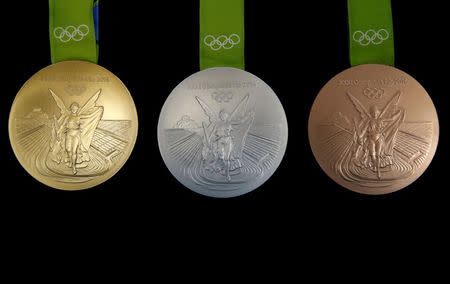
9, 61, 138, 190
309, 64, 439, 195
158, 67, 288, 198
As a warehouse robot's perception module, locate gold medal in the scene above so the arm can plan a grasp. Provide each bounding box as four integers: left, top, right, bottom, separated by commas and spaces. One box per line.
9, 61, 138, 190
309, 64, 438, 194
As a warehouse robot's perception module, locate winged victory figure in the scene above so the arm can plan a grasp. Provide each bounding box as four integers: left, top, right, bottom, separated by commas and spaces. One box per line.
347, 91, 405, 179
48, 89, 104, 174
196, 94, 254, 181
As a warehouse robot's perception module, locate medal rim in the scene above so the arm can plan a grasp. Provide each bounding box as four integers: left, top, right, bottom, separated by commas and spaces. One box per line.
8, 60, 139, 191
308, 64, 439, 195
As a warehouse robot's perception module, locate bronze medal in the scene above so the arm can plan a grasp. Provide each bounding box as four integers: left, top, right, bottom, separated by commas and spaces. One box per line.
9, 61, 138, 190
308, 64, 438, 194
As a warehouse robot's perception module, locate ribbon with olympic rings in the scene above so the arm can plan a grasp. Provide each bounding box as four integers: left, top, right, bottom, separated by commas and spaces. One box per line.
200, 0, 245, 70
348, 0, 394, 66
50, 0, 98, 63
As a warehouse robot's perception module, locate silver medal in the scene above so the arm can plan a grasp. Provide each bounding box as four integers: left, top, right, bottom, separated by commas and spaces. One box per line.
158, 67, 288, 198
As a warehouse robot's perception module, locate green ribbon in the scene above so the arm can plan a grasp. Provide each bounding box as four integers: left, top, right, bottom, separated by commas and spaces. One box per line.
49, 0, 98, 64
348, 0, 394, 66
200, 0, 245, 70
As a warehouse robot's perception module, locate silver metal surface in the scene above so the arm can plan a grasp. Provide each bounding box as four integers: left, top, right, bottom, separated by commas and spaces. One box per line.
158, 67, 288, 198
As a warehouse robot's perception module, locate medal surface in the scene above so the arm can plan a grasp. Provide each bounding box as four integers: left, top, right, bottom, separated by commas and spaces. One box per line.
309, 64, 438, 194
9, 61, 138, 190
158, 67, 288, 198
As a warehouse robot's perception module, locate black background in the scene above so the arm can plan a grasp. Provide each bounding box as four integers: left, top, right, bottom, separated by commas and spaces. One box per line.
1, 1, 448, 250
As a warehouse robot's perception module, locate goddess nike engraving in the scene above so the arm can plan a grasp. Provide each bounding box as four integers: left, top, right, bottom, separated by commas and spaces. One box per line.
320, 91, 432, 187
166, 93, 280, 186
309, 64, 438, 194
158, 67, 288, 197
15, 89, 132, 183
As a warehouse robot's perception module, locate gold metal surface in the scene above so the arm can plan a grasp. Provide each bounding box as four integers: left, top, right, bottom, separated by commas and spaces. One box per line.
308, 64, 439, 195
9, 61, 138, 190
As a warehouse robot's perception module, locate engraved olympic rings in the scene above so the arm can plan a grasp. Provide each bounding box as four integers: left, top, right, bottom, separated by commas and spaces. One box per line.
363, 87, 384, 99
353, 29, 389, 46
53, 25, 90, 43
211, 90, 233, 103
204, 34, 241, 51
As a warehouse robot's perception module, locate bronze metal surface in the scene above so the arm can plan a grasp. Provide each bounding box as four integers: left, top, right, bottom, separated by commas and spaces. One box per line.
308, 64, 439, 194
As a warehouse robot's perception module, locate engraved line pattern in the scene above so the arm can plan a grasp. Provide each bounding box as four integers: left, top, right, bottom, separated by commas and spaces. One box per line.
15, 118, 131, 183
165, 127, 282, 191
317, 114, 432, 188
97, 120, 131, 139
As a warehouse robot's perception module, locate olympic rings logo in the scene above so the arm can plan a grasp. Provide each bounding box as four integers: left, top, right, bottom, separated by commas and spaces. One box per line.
353, 29, 389, 46
363, 87, 384, 99
204, 34, 241, 51
53, 25, 90, 43
211, 90, 233, 103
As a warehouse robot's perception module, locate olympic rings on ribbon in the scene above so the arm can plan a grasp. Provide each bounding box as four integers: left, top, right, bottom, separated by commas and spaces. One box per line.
53, 25, 90, 43
363, 87, 384, 99
204, 34, 241, 51
352, 29, 389, 46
